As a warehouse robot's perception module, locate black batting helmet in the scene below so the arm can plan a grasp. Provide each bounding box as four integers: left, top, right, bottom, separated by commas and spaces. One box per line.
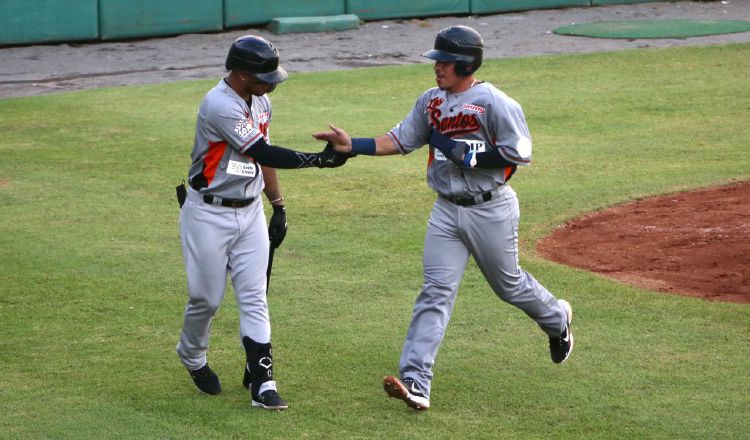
226, 35, 288, 84
423, 26, 483, 76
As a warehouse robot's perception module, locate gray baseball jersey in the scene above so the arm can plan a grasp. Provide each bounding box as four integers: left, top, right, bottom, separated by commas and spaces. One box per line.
177, 79, 275, 372
387, 81, 569, 400
388, 82, 532, 198
187, 79, 272, 199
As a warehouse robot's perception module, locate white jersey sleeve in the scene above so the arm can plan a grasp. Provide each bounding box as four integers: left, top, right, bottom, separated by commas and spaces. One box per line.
488, 93, 532, 166
387, 92, 432, 154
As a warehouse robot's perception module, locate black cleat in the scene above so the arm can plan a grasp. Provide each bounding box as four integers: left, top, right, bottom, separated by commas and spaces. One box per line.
242, 362, 251, 389
252, 389, 288, 411
549, 299, 574, 364
188, 363, 222, 395
383, 375, 430, 410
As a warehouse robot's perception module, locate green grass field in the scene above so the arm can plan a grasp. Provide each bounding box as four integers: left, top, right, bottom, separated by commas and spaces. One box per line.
1, 44, 748, 439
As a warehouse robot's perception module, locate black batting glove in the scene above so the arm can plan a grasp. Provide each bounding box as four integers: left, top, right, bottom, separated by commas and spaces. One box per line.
268, 205, 287, 249
315, 142, 354, 168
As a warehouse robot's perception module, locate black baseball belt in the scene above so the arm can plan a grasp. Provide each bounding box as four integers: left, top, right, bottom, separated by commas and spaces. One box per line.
441, 187, 503, 206
190, 181, 256, 208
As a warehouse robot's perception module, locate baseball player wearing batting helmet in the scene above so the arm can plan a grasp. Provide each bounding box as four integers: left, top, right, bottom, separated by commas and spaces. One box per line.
314, 26, 573, 411
176, 35, 349, 411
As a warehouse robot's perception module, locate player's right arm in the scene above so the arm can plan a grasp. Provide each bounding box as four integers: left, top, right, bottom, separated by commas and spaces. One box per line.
312, 92, 431, 156
209, 103, 347, 169
311, 125, 400, 156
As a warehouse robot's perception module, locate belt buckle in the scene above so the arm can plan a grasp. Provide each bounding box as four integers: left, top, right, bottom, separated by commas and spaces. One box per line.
453, 196, 474, 206
453, 190, 493, 206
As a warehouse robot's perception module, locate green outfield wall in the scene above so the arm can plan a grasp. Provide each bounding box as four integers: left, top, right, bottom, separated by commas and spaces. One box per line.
224, 0, 345, 27
346, 0, 470, 21
98, 0, 223, 40
591, 0, 663, 4
0, 0, 688, 46
471, 0, 589, 14
0, 0, 98, 46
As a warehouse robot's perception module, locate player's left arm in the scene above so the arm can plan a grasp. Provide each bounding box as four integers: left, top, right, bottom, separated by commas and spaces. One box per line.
428, 129, 517, 169
487, 97, 532, 167
262, 166, 288, 249
430, 98, 531, 169
260, 108, 285, 209
262, 166, 283, 207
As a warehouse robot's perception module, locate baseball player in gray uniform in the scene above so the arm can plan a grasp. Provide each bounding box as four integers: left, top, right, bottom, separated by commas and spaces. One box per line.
314, 26, 573, 410
176, 35, 349, 410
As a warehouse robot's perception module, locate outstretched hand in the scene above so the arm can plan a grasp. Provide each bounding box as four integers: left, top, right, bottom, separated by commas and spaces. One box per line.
312, 124, 352, 153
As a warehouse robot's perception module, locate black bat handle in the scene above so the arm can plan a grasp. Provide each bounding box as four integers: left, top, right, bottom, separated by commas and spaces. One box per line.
266, 245, 276, 293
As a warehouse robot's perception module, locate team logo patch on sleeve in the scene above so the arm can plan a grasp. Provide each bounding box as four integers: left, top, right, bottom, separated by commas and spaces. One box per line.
516, 136, 532, 159
233, 118, 255, 140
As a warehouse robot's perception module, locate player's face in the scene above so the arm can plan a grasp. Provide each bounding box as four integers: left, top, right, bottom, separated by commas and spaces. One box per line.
245, 75, 275, 96
433, 61, 460, 91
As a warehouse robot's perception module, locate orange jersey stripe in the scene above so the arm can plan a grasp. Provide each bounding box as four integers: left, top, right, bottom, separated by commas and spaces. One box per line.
204, 141, 227, 185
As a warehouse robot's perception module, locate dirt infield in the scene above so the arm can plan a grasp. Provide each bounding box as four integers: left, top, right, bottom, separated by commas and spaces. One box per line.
1, 1, 748, 302
538, 182, 750, 303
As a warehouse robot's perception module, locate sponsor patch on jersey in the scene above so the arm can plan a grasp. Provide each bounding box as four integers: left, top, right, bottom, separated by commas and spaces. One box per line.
434, 139, 485, 161
226, 160, 257, 178
460, 103, 486, 114
458, 139, 486, 153
233, 118, 255, 140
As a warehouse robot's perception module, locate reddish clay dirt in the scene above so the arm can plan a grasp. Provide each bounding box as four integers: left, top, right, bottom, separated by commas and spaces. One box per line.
537, 181, 750, 304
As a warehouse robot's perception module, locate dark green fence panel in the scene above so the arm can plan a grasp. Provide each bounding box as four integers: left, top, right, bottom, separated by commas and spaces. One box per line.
471, 0, 588, 14
591, 0, 663, 4
224, 0, 346, 27
99, 0, 223, 40
0, 0, 98, 46
346, 0, 470, 21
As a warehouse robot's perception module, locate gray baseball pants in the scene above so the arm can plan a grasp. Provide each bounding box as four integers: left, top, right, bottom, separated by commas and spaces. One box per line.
176, 187, 271, 370
399, 185, 568, 398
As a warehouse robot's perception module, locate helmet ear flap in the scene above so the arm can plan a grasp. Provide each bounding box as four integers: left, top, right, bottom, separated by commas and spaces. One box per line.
455, 62, 472, 77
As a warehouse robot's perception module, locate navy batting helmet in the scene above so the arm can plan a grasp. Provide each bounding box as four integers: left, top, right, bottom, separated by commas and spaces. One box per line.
226, 35, 288, 84
423, 26, 483, 76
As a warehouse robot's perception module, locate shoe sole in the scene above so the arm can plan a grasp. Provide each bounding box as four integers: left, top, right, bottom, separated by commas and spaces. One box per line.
251, 400, 288, 411
382, 375, 430, 410
194, 386, 222, 395
558, 299, 575, 363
